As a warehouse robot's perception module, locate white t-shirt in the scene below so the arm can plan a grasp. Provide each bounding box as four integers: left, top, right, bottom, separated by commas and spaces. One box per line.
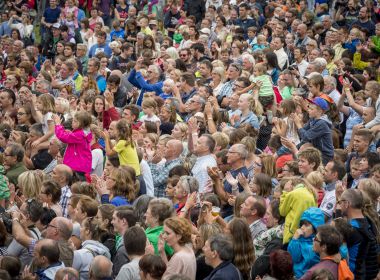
42, 112, 53, 134
91, 148, 104, 177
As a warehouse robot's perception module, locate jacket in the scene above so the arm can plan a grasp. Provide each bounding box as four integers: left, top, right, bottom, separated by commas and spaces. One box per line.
73, 240, 111, 280
280, 185, 317, 243
55, 125, 92, 173
204, 261, 242, 280
128, 69, 163, 106
183, 0, 205, 23
112, 244, 129, 278
36, 262, 65, 280
5, 162, 28, 186
288, 207, 325, 279
298, 115, 334, 164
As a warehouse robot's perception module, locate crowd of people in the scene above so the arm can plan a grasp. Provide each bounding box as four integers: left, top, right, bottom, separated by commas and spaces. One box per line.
0, 0, 379, 279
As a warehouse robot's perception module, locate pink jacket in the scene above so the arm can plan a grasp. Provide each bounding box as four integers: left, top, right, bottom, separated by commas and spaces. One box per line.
55, 125, 93, 173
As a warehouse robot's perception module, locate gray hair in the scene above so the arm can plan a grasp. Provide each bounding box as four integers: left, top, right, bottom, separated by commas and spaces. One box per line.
241, 53, 255, 65
208, 234, 234, 261
233, 143, 248, 160
313, 58, 327, 70
38, 79, 52, 92
7, 143, 25, 162
179, 176, 199, 194
324, 76, 337, 89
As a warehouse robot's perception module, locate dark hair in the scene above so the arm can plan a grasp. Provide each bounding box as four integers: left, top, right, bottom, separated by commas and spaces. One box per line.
269, 250, 294, 280
42, 180, 62, 204
0, 270, 10, 280
317, 225, 342, 255
107, 154, 120, 168
190, 42, 205, 54
1, 88, 16, 106
115, 208, 137, 227
0, 256, 20, 279
169, 165, 190, 177
39, 207, 57, 228
40, 240, 60, 263
139, 254, 166, 279
329, 160, 346, 181
107, 74, 121, 85
26, 199, 43, 223
124, 226, 146, 255
254, 173, 272, 197
252, 196, 267, 218
265, 52, 280, 70
124, 104, 140, 122
208, 233, 234, 261
181, 72, 196, 87
270, 199, 285, 225
0, 221, 7, 246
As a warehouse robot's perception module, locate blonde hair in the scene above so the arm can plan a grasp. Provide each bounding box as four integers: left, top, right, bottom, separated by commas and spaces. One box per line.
166, 47, 179, 59
240, 93, 264, 116
18, 171, 42, 199
212, 132, 230, 150
38, 93, 56, 114
306, 171, 324, 190
254, 62, 267, 75
212, 66, 226, 82
359, 178, 380, 206
174, 123, 188, 140
211, 60, 225, 69
142, 97, 158, 110
56, 97, 70, 114
145, 133, 159, 148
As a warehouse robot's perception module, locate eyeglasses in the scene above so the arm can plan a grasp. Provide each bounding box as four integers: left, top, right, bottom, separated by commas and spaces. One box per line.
337, 199, 347, 205
313, 236, 321, 243
3, 153, 13, 157
17, 112, 27, 116
47, 224, 59, 229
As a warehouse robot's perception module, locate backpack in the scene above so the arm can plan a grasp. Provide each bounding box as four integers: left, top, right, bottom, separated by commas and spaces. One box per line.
323, 257, 354, 280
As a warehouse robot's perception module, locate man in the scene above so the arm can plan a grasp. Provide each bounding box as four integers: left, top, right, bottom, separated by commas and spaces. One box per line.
148, 139, 183, 197
10, 199, 43, 267
89, 30, 112, 58
33, 239, 65, 280
295, 24, 310, 47
106, 75, 127, 108
185, 95, 205, 121
109, 43, 133, 73
76, 44, 88, 75
191, 134, 217, 193
52, 60, 76, 97
12, 214, 74, 268
319, 15, 335, 45
4, 143, 28, 186
323, 76, 341, 105
241, 54, 255, 73
0, 12, 11, 36
43, 23, 61, 59
123, 105, 142, 131
235, 3, 256, 39
346, 129, 374, 172
111, 207, 137, 278
203, 234, 242, 280
41, 0, 61, 43
128, 59, 163, 106
90, 256, 113, 280
320, 160, 346, 219
190, 43, 209, 62
291, 46, 308, 77
298, 147, 322, 177
198, 60, 213, 83
164, 3, 181, 38
329, 29, 346, 61
218, 63, 242, 107
338, 189, 379, 279
183, 0, 205, 24
284, 9, 297, 28
55, 268, 79, 280
87, 57, 106, 94
179, 48, 194, 71
51, 164, 73, 218
301, 225, 350, 280
271, 36, 289, 70
351, 7, 375, 36
0, 88, 17, 117
215, 144, 250, 217
116, 226, 146, 280
240, 195, 267, 240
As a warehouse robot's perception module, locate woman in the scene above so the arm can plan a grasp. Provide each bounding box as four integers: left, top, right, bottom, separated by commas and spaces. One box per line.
171, 123, 188, 156
230, 41, 243, 62
213, 16, 229, 41
73, 217, 111, 280
265, 52, 280, 85
81, 76, 99, 97
92, 95, 120, 130
143, 35, 159, 58
210, 66, 225, 96
8, 13, 33, 41
145, 199, 175, 252
17, 103, 35, 129
97, 204, 117, 259
39, 180, 63, 217
80, 18, 93, 45
228, 218, 256, 279
97, 167, 137, 206
193, 223, 223, 280
17, 170, 42, 201
232, 93, 260, 130
114, 0, 129, 26
159, 217, 196, 280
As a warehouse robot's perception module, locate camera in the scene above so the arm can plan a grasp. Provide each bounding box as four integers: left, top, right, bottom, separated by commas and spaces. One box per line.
0, 211, 13, 234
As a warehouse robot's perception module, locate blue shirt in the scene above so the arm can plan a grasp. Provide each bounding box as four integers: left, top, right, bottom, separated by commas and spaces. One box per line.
110, 29, 125, 41
43, 7, 61, 23
89, 43, 112, 58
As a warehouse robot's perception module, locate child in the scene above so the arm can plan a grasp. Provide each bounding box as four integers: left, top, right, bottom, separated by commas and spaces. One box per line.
287, 207, 325, 279
247, 26, 258, 49
138, 15, 153, 36
60, 12, 76, 38
140, 97, 161, 125
160, 79, 175, 100
30, 94, 56, 148
110, 19, 125, 41
349, 159, 362, 189
292, 97, 334, 165
251, 62, 275, 109
103, 119, 141, 176
252, 34, 267, 51
143, 132, 158, 161
54, 111, 93, 176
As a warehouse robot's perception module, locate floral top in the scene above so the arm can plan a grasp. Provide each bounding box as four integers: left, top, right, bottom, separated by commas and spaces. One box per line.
253, 224, 284, 257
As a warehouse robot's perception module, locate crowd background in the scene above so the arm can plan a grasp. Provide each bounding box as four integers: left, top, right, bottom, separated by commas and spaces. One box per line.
0, 0, 379, 279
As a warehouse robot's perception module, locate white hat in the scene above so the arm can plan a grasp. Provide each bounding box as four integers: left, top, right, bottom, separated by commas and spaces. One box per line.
52, 23, 61, 29
200, 28, 211, 35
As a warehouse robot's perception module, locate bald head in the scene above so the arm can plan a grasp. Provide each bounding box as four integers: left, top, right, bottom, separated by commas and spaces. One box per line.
110, 70, 122, 78
166, 139, 183, 159
54, 164, 73, 186
297, 24, 307, 37
89, 256, 113, 280
55, 217, 73, 240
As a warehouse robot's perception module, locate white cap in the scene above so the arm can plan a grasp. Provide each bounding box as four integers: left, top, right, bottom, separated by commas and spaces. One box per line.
200, 28, 211, 35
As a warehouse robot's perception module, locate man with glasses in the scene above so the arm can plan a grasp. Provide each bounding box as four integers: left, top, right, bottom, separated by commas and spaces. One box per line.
76, 44, 88, 75
179, 48, 195, 72
185, 95, 205, 122
335, 189, 379, 279
217, 63, 242, 108
87, 57, 106, 94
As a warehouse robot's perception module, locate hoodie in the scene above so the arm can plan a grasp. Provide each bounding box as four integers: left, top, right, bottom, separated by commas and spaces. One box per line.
73, 240, 111, 280
298, 115, 334, 165
288, 207, 325, 279
55, 125, 93, 173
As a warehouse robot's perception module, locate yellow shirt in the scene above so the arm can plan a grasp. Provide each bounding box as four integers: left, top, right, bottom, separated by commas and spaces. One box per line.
141, 26, 153, 36
113, 140, 141, 176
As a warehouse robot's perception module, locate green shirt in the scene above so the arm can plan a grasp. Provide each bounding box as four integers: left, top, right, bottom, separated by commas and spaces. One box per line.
145, 226, 174, 256
280, 86, 294, 100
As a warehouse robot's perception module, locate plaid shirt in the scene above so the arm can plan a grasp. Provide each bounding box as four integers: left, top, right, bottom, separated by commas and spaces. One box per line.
217, 80, 234, 103
59, 185, 72, 219
149, 158, 182, 198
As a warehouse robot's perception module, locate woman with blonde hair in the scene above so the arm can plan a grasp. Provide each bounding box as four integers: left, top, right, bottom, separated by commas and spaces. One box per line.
358, 178, 380, 210
80, 76, 100, 97
211, 66, 226, 96
306, 171, 325, 206
18, 170, 42, 200
232, 93, 261, 130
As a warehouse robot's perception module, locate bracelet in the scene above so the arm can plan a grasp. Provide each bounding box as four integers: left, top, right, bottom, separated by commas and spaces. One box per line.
12, 218, 19, 223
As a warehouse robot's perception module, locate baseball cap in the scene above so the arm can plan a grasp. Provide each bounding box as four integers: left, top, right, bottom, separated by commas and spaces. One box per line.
307, 97, 329, 111
52, 23, 61, 29
200, 28, 211, 35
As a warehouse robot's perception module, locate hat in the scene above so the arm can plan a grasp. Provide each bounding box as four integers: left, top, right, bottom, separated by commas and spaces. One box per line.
304, 72, 321, 79
52, 23, 61, 29
200, 28, 211, 35
307, 97, 329, 111
149, 20, 157, 25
